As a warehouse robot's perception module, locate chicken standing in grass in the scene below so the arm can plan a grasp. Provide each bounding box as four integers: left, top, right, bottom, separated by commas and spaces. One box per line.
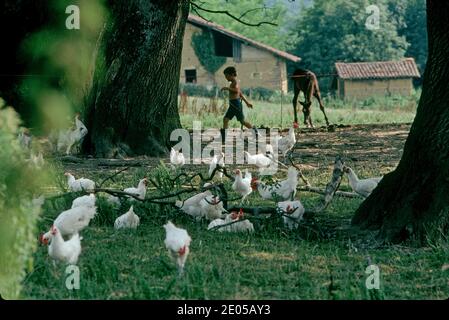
71, 193, 96, 209
343, 166, 383, 197
170, 148, 185, 167
163, 221, 192, 275
56, 114, 88, 155
276, 123, 298, 157
124, 178, 148, 200
251, 166, 298, 201
41, 205, 97, 240
208, 209, 254, 233
107, 177, 148, 205
175, 183, 213, 218
244, 151, 272, 168
232, 169, 252, 204
277, 200, 305, 230
208, 152, 225, 180
65, 172, 95, 192
42, 226, 82, 265
114, 205, 140, 229
199, 195, 227, 220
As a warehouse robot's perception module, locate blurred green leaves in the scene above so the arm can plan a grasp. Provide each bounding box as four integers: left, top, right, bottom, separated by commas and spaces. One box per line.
0, 0, 108, 299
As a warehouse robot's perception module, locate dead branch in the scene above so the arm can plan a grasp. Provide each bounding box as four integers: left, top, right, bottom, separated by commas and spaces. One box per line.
190, 2, 278, 27
288, 155, 311, 186
298, 186, 362, 199
57, 156, 148, 167
304, 156, 345, 215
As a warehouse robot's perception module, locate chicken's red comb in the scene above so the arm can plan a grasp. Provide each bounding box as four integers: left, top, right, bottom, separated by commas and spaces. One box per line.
178, 246, 187, 256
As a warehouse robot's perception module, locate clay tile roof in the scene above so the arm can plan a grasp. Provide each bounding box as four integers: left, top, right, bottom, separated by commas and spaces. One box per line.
335, 58, 421, 80
187, 14, 301, 63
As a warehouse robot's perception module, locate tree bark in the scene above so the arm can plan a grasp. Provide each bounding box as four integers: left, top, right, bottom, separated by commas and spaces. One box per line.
84, 0, 190, 157
352, 1, 449, 243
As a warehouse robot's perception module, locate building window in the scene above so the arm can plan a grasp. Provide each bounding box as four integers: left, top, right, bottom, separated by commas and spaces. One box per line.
233, 39, 242, 62
213, 31, 233, 57
185, 69, 197, 83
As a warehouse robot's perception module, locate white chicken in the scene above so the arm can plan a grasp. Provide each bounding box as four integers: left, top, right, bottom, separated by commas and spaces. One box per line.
71, 193, 96, 209
114, 205, 140, 229
175, 184, 213, 219
277, 200, 305, 230
251, 166, 298, 201
344, 166, 383, 197
57, 114, 88, 155
208, 209, 254, 233
199, 195, 227, 220
124, 178, 148, 200
65, 172, 96, 192
208, 152, 225, 180
244, 151, 272, 168
276, 123, 298, 157
170, 148, 185, 167
163, 221, 192, 274
232, 169, 252, 203
43, 226, 82, 265
40, 205, 97, 241
107, 177, 148, 205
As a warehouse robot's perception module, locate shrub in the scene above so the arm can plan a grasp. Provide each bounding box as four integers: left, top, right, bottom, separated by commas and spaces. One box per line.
0, 98, 51, 299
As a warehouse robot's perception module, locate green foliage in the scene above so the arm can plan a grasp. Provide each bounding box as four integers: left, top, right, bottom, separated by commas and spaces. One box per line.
291, 0, 410, 89
197, 0, 298, 51
0, 100, 51, 299
191, 29, 226, 76
401, 0, 427, 75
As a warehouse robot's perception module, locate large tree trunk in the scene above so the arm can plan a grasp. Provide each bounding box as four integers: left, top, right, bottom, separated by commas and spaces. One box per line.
84, 0, 189, 157
352, 1, 449, 243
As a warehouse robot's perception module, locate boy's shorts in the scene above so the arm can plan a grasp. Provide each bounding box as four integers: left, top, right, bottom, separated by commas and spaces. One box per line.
224, 99, 245, 122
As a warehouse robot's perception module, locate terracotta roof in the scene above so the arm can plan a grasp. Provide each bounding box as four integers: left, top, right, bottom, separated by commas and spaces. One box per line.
187, 14, 301, 63
335, 58, 420, 80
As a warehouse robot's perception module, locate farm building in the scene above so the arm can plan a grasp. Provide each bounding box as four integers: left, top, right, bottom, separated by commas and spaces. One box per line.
334, 58, 421, 99
180, 14, 301, 93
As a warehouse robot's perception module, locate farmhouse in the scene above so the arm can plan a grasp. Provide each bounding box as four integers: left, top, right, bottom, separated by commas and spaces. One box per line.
334, 58, 421, 99
181, 14, 301, 93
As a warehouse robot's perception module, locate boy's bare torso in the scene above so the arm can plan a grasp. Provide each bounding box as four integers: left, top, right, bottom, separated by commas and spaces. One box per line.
229, 80, 240, 100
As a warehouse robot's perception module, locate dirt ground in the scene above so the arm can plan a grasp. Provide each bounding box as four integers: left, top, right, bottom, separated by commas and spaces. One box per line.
61, 123, 411, 177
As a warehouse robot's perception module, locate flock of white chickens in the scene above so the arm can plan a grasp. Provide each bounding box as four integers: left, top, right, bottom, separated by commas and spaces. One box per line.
33, 116, 383, 275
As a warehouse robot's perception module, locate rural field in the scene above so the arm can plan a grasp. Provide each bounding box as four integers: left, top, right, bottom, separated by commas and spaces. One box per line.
22, 121, 449, 300
2, 0, 448, 305
179, 93, 419, 129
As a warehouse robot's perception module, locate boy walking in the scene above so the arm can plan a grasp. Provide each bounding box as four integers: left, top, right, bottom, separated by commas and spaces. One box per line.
220, 66, 259, 145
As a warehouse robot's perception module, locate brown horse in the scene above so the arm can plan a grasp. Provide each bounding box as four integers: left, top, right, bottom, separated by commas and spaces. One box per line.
292, 68, 329, 128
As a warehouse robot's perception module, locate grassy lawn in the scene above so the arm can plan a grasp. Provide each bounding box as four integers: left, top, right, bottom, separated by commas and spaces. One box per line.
22, 123, 449, 299
179, 94, 418, 129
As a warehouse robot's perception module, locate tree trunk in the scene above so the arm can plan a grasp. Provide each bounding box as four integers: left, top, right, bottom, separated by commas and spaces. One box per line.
351, 1, 449, 243
84, 0, 189, 157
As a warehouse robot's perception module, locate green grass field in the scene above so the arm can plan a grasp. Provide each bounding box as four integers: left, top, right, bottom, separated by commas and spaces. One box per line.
179, 93, 419, 129
22, 145, 449, 300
